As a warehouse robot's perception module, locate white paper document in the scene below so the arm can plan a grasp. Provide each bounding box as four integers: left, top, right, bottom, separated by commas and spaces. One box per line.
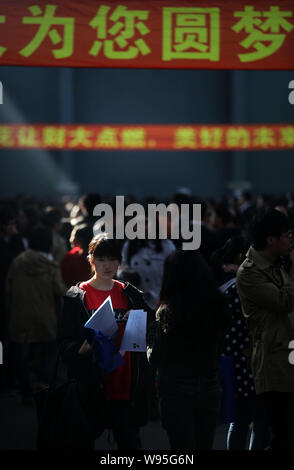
120, 309, 147, 352
84, 296, 118, 338
84, 300, 147, 352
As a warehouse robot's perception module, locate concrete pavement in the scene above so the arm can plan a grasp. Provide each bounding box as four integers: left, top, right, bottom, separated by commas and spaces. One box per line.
0, 392, 229, 450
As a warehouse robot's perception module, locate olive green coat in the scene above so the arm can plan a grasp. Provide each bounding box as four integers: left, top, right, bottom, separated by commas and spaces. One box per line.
6, 249, 66, 342
236, 246, 294, 395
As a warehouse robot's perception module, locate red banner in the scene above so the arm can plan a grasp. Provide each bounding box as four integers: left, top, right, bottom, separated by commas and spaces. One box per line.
0, 1, 293, 69
0, 124, 293, 150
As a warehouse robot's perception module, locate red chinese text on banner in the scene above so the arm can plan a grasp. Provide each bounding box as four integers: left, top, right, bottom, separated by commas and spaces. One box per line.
0, 0, 293, 69
0, 124, 293, 150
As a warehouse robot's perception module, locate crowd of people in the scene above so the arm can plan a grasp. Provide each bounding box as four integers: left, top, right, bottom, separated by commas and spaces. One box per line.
1, 188, 294, 450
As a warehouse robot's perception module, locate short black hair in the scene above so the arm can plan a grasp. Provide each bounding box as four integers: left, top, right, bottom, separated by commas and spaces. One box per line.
241, 190, 253, 201
42, 207, 62, 228
0, 205, 16, 231
28, 225, 53, 253
80, 193, 102, 216
251, 209, 291, 250
71, 224, 93, 251
210, 235, 249, 280
88, 233, 122, 263
215, 203, 233, 225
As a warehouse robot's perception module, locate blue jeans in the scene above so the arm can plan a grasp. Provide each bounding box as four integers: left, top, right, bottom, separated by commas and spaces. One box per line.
159, 372, 221, 450
227, 393, 270, 450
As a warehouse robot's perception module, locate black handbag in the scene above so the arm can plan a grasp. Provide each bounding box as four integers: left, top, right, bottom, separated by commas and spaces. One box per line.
34, 354, 107, 449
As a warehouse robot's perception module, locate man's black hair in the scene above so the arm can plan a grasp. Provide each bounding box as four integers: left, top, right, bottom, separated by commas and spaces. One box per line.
80, 193, 102, 216
28, 225, 53, 253
42, 207, 62, 228
0, 205, 16, 231
251, 209, 291, 250
72, 224, 93, 251
215, 203, 233, 225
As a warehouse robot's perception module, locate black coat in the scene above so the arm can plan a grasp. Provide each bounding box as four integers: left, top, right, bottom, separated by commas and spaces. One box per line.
57, 281, 155, 427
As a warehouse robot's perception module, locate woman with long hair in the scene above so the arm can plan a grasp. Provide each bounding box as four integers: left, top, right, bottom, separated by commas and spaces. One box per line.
146, 249, 231, 450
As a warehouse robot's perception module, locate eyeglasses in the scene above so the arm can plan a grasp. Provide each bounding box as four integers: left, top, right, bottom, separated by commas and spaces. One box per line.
281, 231, 293, 239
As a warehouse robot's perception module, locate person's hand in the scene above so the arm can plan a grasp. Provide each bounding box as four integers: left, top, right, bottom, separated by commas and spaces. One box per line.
161, 322, 168, 334
78, 340, 93, 356
222, 263, 239, 273
123, 310, 131, 320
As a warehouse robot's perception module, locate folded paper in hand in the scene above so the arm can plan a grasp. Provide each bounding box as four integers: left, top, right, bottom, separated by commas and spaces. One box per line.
84, 297, 147, 352
84, 296, 118, 338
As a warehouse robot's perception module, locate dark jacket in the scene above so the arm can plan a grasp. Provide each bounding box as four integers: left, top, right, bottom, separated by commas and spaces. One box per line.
6, 249, 66, 342
57, 281, 155, 427
146, 299, 231, 395
237, 246, 294, 394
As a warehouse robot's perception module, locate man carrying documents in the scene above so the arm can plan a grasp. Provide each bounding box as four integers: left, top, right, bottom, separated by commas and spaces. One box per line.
58, 234, 154, 450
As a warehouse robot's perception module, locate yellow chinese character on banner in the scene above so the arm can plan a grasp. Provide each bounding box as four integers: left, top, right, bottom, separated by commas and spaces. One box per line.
95, 127, 119, 147
280, 126, 294, 147
20, 5, 74, 59
200, 127, 223, 148
69, 127, 92, 148
17, 126, 39, 147
0, 126, 13, 147
43, 126, 66, 147
121, 128, 146, 148
89, 5, 150, 59
232, 6, 294, 62
226, 128, 250, 148
174, 127, 196, 148
0, 16, 7, 56
163, 8, 220, 61
253, 127, 276, 147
